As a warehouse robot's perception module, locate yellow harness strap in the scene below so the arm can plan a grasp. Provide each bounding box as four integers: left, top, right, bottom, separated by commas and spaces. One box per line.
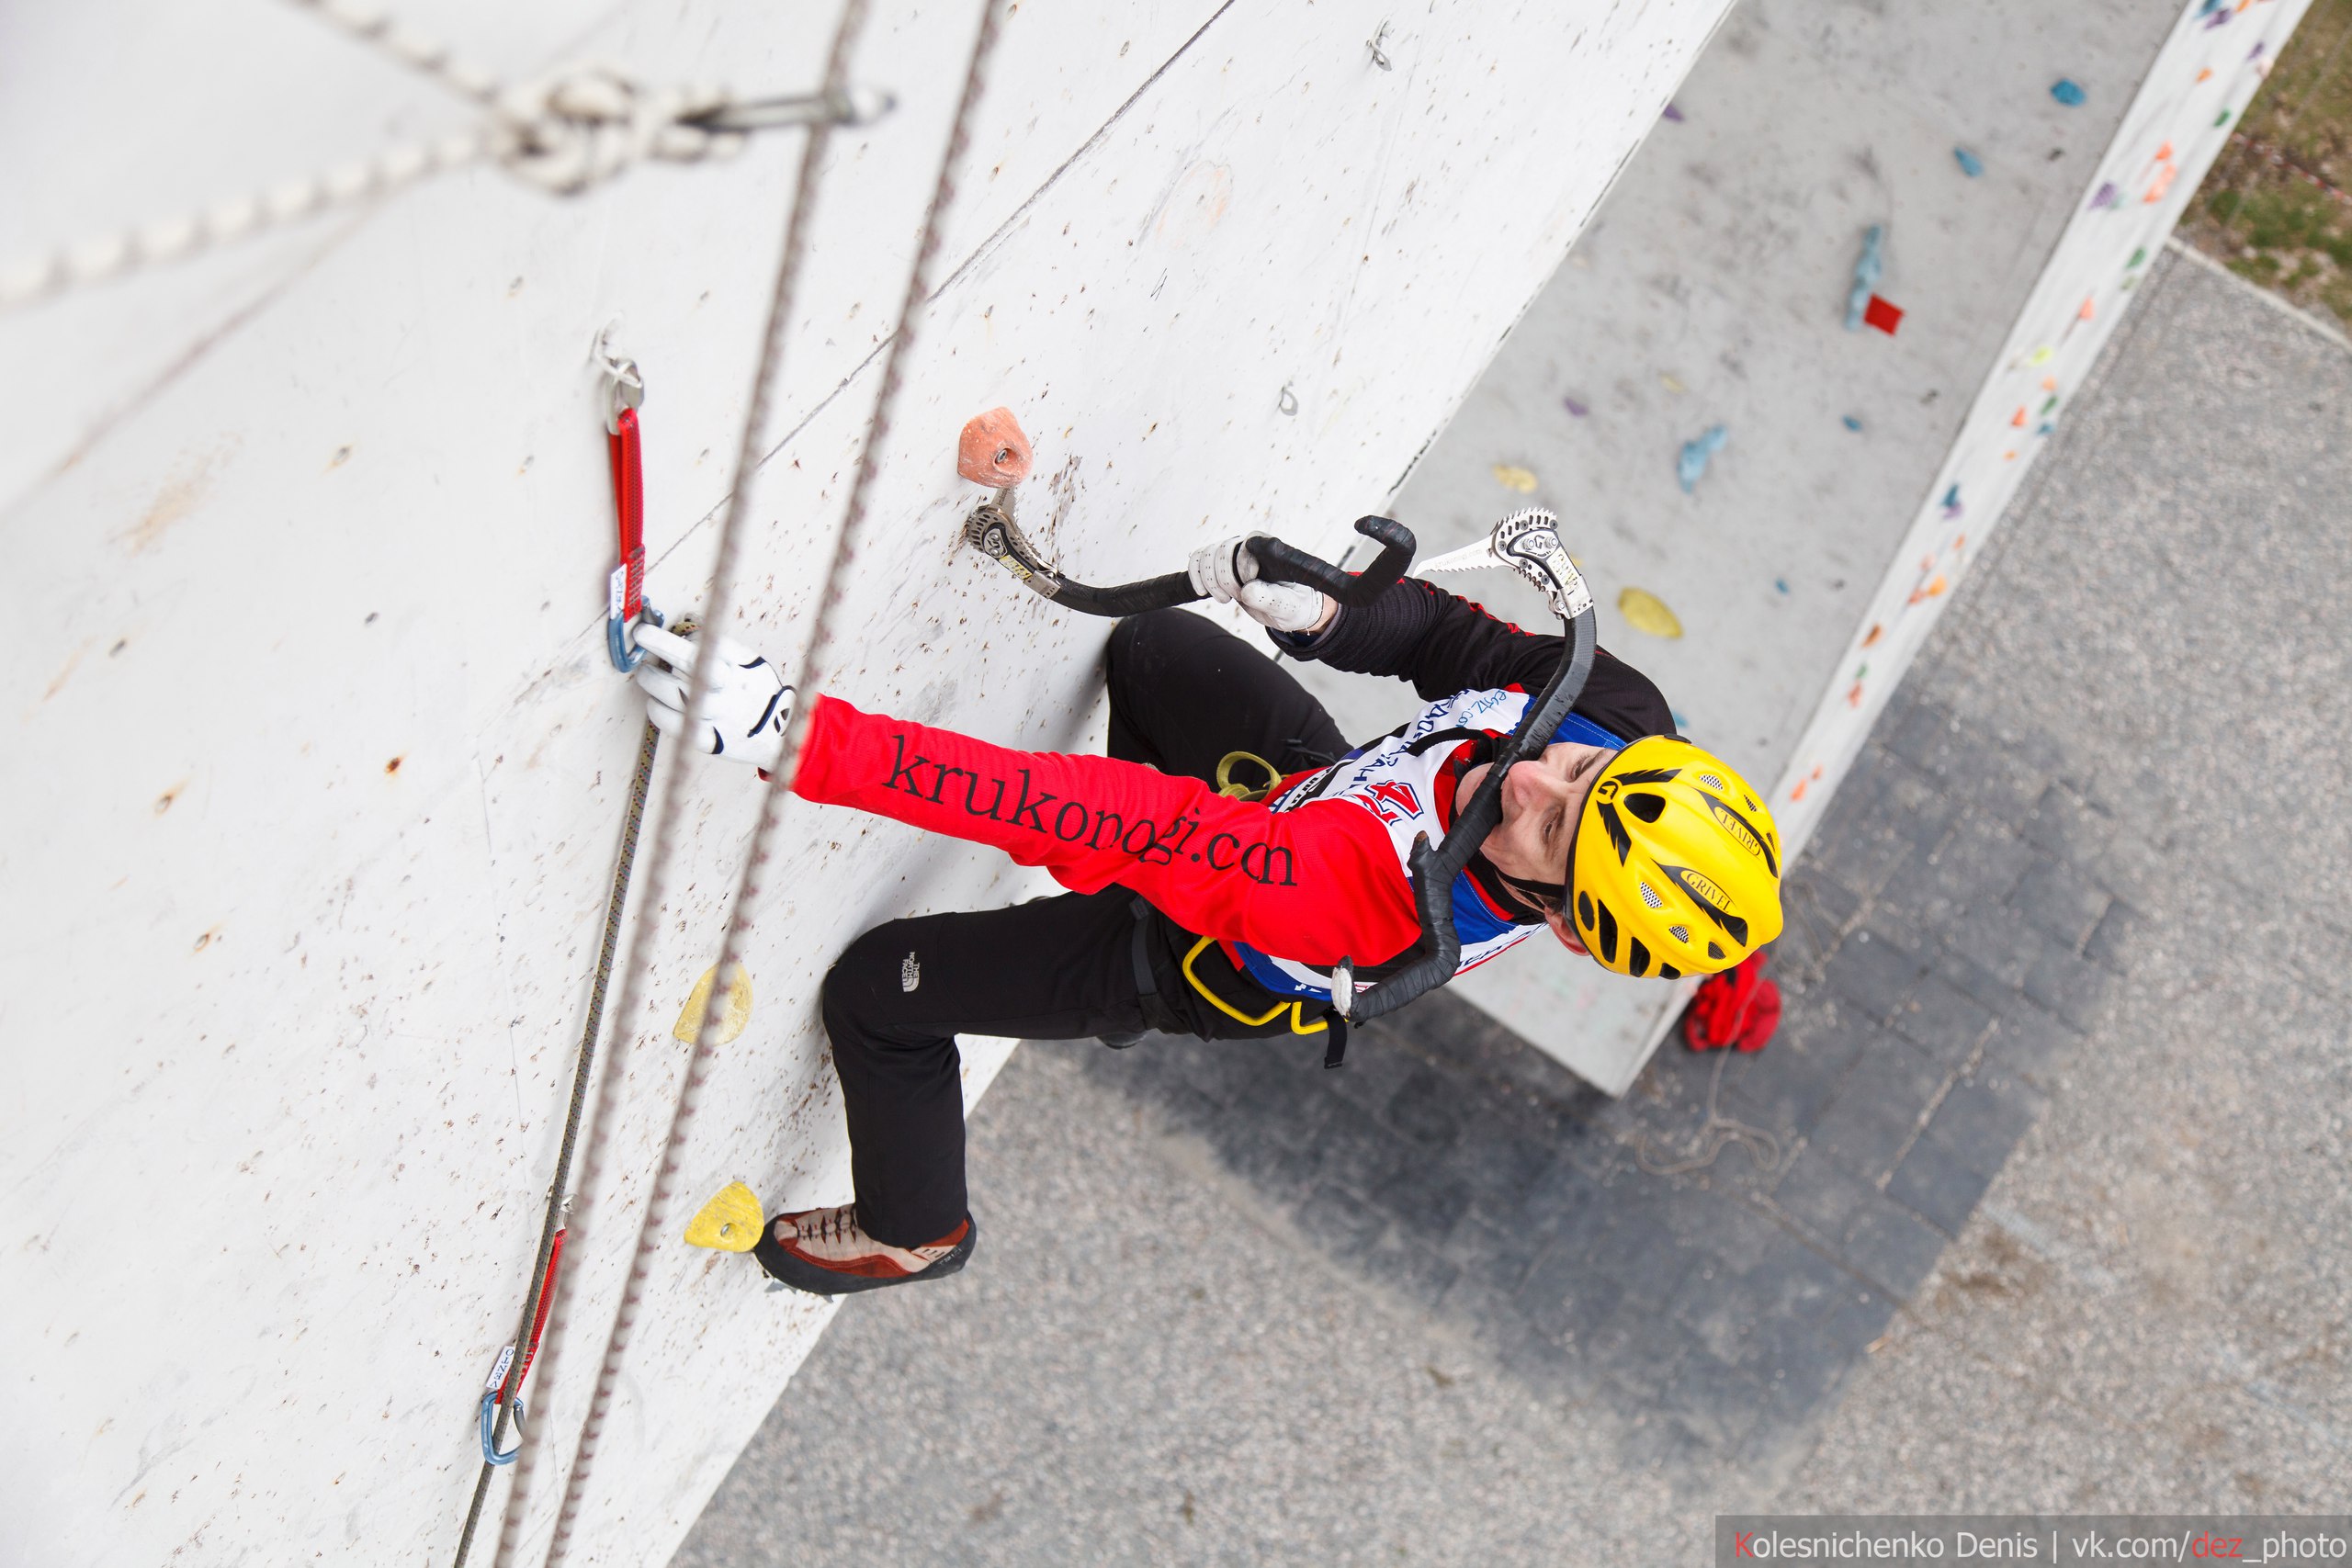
1185, 753, 1320, 1034
1181, 935, 1327, 1034
1213, 750, 1283, 801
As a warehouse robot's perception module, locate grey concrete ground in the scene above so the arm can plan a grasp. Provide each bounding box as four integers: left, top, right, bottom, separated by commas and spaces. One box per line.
675, 254, 2351, 1565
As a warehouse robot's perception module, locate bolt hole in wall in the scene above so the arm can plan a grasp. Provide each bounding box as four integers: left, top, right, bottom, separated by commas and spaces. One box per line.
1284, 0, 2315, 1093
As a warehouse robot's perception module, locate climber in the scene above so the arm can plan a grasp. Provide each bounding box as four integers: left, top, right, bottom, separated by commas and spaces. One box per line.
633, 536, 1783, 1297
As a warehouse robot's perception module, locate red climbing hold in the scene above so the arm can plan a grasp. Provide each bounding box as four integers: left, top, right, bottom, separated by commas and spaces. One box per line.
957, 406, 1034, 487
1682, 951, 1781, 1053
1862, 294, 1905, 336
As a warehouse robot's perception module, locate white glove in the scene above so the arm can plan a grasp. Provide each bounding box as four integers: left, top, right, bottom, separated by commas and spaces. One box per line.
1185, 535, 1331, 634
632, 624, 792, 770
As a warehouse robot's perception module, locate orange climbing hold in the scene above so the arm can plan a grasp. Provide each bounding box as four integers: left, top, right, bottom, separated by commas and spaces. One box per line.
957, 407, 1034, 487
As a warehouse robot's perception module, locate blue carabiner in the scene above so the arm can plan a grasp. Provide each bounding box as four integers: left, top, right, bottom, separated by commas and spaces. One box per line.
607, 598, 664, 674
479, 1390, 527, 1466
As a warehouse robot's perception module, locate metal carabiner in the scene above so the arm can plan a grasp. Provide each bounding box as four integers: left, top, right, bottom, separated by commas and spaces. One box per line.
594, 321, 646, 436
605, 359, 644, 436
479, 1389, 527, 1466
607, 598, 664, 673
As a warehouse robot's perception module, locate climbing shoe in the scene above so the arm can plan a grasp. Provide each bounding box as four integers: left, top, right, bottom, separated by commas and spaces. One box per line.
752, 1204, 977, 1297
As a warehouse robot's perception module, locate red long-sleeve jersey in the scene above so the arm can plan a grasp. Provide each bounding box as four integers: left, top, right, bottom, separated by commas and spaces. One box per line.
793, 695, 1422, 966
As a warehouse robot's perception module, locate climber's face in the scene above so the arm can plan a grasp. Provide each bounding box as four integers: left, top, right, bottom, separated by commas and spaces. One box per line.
1457, 741, 1613, 955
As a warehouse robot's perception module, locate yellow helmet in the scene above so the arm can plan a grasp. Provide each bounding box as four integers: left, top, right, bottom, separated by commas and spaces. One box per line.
1569, 736, 1783, 979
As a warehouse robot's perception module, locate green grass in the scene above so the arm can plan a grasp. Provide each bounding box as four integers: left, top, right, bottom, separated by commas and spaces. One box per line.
2182, 0, 2352, 330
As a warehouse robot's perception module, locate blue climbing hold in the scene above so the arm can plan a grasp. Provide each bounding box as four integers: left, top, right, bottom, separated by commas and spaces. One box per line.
1677, 425, 1729, 493
1842, 415, 1863, 432
1940, 483, 1963, 518
2051, 78, 2086, 107
1775, 579, 1791, 595
1844, 225, 1885, 332
1954, 147, 1984, 178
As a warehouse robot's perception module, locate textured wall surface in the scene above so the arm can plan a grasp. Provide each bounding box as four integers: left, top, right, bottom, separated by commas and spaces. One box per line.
0, 2, 1729, 1563
1291, 0, 2309, 1091
1766, 0, 2313, 852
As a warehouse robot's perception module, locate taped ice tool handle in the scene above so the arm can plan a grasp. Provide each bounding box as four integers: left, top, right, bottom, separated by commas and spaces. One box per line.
964, 508, 1417, 617
1340, 601, 1598, 1024
1247, 519, 1418, 604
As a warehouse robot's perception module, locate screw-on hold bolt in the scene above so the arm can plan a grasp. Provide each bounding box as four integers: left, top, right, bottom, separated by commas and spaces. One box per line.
1277, 383, 1299, 416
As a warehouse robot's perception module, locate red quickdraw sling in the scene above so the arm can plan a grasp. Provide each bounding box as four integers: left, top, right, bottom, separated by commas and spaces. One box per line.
477, 1226, 566, 1465
602, 344, 662, 671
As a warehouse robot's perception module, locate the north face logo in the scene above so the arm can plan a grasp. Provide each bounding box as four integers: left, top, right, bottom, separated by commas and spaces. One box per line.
900, 952, 921, 993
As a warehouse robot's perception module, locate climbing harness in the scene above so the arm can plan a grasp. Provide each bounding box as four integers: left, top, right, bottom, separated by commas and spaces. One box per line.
0, 0, 894, 312
966, 501, 1600, 1028
1180, 935, 1329, 1036
514, 5, 1008, 1566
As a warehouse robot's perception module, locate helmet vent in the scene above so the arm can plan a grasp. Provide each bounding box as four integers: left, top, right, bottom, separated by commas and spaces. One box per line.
1627, 938, 1652, 977
1596, 900, 1620, 964
1699, 772, 1726, 791
1657, 963, 1681, 980
1707, 941, 1724, 961
1638, 881, 1663, 909
1625, 791, 1667, 824
1577, 891, 1594, 931
1668, 925, 1690, 943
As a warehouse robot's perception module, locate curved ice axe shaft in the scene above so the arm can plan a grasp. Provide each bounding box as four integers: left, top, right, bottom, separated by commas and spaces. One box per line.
1340, 507, 1599, 1023
964, 503, 1416, 617
1340, 604, 1596, 1022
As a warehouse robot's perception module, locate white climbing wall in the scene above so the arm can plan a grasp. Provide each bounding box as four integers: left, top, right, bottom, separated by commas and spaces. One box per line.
0, 2, 1731, 1564
1765, 0, 2313, 855
1295, 0, 2310, 1092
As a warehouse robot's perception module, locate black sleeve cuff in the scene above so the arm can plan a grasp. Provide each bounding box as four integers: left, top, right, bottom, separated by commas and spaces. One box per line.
1267, 605, 1348, 660
1301, 578, 1442, 675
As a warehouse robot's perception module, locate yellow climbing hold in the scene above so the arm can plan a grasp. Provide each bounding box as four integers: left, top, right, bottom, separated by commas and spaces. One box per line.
684, 1181, 764, 1252
1491, 463, 1539, 493
674, 963, 753, 1045
1659, 373, 1686, 394
1616, 586, 1683, 638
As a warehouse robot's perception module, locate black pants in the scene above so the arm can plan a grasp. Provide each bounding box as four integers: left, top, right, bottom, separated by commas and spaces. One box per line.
823, 608, 1350, 1246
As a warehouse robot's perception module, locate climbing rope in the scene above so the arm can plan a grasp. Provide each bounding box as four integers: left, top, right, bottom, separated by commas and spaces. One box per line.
481, 1, 865, 1561
1625, 1050, 1785, 1179
0, 0, 890, 312
523, 6, 1008, 1564
447, 348, 672, 1566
